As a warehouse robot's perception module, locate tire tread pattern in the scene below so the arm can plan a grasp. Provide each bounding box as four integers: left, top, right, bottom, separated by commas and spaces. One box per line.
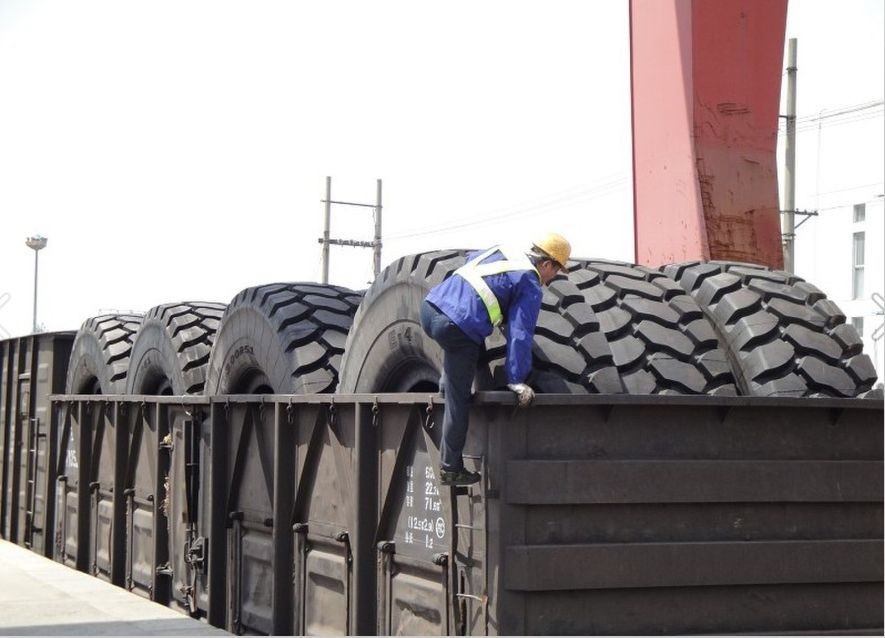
663, 261, 878, 397
135, 302, 227, 394
66, 314, 144, 393
573, 260, 738, 395
214, 283, 363, 394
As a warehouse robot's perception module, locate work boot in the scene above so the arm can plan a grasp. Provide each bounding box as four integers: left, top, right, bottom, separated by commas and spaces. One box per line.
439, 467, 481, 486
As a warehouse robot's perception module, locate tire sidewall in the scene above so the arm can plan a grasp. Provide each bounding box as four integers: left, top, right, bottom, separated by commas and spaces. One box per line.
67, 332, 117, 394
126, 321, 187, 395
205, 307, 292, 395
338, 281, 442, 393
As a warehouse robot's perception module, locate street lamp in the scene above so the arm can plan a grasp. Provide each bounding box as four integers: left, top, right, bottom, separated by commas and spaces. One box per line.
25, 235, 48, 333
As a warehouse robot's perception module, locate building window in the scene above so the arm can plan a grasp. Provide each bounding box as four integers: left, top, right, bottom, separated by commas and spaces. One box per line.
852, 232, 865, 299
853, 203, 866, 223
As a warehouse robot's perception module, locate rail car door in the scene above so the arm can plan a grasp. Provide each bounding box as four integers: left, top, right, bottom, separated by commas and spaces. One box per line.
22, 374, 46, 552
2, 347, 22, 542
11, 372, 29, 545
167, 406, 210, 617
55, 402, 90, 570
87, 402, 123, 584
121, 402, 170, 601
290, 404, 357, 637
376, 406, 487, 636
224, 403, 276, 635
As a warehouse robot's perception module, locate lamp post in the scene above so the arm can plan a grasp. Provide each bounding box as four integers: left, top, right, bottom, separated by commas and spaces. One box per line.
26, 235, 48, 333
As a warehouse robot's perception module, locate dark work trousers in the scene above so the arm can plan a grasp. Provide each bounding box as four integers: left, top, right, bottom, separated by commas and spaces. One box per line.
419, 300, 481, 472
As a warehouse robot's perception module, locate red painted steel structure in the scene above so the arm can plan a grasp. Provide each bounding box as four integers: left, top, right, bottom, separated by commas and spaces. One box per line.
630, 0, 787, 268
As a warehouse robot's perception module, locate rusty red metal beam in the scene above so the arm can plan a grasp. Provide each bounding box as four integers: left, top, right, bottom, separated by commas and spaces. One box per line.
630, 0, 787, 268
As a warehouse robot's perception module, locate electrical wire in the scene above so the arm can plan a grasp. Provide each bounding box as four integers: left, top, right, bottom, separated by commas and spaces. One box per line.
778, 100, 884, 133
815, 182, 885, 197
816, 197, 884, 213
384, 174, 630, 241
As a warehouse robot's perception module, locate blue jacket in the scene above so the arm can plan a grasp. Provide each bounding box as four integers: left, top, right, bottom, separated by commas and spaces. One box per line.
425, 249, 542, 384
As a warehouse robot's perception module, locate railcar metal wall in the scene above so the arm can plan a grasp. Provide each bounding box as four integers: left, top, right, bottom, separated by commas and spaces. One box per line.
47, 392, 884, 635
0, 333, 73, 554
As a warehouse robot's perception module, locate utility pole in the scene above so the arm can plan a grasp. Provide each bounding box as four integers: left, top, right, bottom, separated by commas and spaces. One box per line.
318, 178, 383, 284
373, 179, 382, 277
783, 37, 797, 273
322, 176, 332, 284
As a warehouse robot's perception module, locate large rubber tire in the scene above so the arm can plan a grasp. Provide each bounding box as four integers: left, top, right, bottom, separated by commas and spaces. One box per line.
126, 302, 227, 395
570, 260, 738, 394
66, 314, 144, 394
663, 261, 879, 397
336, 250, 624, 394
204, 283, 362, 395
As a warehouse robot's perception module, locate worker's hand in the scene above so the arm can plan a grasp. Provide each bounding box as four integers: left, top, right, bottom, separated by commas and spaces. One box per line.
507, 383, 535, 408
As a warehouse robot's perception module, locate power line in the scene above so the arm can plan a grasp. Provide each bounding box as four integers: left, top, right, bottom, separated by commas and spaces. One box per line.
780, 102, 883, 130
795, 99, 883, 124
816, 196, 884, 212
780, 107, 884, 134
815, 182, 884, 197
385, 175, 630, 241
385, 177, 627, 240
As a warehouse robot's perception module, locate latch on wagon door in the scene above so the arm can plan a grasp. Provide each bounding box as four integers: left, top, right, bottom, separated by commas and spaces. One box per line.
186, 536, 207, 570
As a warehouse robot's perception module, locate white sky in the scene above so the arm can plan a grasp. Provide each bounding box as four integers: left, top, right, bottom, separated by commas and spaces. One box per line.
0, 0, 882, 336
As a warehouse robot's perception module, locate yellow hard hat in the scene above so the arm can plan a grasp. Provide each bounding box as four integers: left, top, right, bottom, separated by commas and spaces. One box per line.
532, 232, 571, 267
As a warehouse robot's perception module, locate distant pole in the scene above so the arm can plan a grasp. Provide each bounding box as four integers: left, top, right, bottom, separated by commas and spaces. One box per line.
373, 179, 382, 277
318, 178, 382, 283
25, 235, 48, 333
783, 38, 797, 273
322, 176, 332, 284
32, 250, 39, 332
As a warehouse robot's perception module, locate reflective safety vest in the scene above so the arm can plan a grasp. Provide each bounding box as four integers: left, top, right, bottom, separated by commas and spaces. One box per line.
453, 246, 541, 327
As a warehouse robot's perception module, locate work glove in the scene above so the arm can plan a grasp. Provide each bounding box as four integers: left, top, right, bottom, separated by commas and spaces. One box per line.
507, 383, 535, 408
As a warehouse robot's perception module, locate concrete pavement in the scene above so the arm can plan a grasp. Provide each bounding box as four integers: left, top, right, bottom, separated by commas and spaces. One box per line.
0, 540, 228, 635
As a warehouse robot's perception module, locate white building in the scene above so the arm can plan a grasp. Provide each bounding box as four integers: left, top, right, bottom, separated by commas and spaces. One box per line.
795, 196, 884, 384
779, 2, 884, 388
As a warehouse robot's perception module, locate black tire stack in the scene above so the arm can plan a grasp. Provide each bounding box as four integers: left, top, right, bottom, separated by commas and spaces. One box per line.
205, 283, 363, 395
570, 260, 737, 394
64, 257, 879, 400
66, 314, 144, 394
663, 261, 879, 398
337, 250, 741, 396
337, 250, 628, 394
126, 302, 227, 395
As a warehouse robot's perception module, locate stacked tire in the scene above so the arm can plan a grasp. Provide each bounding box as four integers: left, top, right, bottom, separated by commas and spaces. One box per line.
126, 302, 227, 395
64, 259, 878, 400
205, 283, 363, 396
663, 261, 879, 398
337, 251, 739, 396
66, 314, 144, 394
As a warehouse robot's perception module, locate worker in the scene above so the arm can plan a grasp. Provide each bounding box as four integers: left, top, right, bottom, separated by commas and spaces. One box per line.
419, 233, 571, 486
